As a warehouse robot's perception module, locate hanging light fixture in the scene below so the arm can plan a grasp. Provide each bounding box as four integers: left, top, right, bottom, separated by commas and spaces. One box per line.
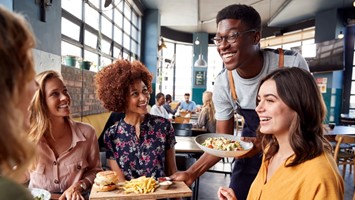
194, 0, 207, 67
158, 37, 167, 51
338, 31, 344, 39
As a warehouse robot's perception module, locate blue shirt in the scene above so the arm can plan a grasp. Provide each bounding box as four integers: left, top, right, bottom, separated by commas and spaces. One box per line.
179, 101, 197, 112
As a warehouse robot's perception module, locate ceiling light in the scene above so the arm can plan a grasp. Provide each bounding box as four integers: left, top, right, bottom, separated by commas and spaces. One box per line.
194, 37, 200, 45
338, 31, 344, 39
194, 54, 207, 67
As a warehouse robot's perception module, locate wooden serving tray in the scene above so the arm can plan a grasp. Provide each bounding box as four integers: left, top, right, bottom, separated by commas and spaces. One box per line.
89, 181, 192, 200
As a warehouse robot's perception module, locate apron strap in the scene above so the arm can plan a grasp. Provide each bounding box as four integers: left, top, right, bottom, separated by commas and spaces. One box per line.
228, 70, 238, 101
228, 49, 285, 104
278, 48, 284, 68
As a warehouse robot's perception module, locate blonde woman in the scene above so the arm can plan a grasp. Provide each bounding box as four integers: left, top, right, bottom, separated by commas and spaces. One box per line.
27, 70, 102, 200
196, 91, 216, 133
0, 6, 38, 199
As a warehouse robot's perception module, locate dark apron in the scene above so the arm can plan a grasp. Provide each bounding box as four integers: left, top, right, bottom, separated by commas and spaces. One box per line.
229, 108, 262, 200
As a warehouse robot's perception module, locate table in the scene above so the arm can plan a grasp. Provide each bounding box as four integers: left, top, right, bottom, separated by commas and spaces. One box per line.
175, 136, 203, 153
324, 125, 355, 135
191, 127, 208, 136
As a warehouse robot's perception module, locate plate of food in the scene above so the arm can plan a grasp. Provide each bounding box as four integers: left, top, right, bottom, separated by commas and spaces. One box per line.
195, 133, 253, 157
29, 188, 51, 200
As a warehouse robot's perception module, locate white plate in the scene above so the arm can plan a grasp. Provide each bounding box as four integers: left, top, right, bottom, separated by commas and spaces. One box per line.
29, 188, 51, 200
195, 133, 253, 157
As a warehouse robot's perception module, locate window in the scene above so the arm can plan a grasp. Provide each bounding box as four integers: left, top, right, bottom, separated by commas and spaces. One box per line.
61, 0, 141, 71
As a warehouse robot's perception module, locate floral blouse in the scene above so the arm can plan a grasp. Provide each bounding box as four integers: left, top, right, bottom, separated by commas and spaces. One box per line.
104, 114, 176, 180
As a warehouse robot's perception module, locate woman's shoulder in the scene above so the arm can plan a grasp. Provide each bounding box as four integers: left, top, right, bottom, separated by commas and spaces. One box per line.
70, 119, 96, 136
0, 177, 33, 199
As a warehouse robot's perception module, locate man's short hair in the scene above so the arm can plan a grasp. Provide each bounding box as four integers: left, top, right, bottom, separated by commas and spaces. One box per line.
184, 93, 190, 96
156, 92, 164, 100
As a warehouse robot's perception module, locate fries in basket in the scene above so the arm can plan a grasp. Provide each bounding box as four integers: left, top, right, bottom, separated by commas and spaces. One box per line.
122, 176, 158, 194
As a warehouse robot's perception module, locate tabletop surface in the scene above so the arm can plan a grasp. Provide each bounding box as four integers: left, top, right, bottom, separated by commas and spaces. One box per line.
324, 125, 355, 135
175, 136, 203, 153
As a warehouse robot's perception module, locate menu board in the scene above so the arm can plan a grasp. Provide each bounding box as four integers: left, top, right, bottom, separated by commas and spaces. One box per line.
195, 71, 206, 86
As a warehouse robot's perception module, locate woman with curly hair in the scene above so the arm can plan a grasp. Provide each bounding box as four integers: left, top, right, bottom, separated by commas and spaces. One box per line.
27, 70, 102, 200
218, 68, 343, 200
95, 59, 177, 181
0, 6, 38, 199
195, 91, 216, 133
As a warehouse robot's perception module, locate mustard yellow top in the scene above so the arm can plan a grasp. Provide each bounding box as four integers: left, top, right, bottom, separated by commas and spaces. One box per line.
247, 152, 344, 200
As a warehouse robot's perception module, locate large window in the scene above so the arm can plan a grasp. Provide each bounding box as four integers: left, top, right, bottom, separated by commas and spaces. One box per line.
349, 42, 355, 114
61, 0, 141, 72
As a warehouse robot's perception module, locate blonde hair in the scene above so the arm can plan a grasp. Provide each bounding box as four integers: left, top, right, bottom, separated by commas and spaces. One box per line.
0, 6, 36, 178
28, 70, 70, 144
28, 70, 71, 169
202, 91, 215, 123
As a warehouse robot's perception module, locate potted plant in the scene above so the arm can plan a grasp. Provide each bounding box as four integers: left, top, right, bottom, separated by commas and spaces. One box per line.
63, 55, 78, 67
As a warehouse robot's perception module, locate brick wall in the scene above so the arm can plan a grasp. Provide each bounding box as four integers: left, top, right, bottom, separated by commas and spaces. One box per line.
61, 65, 107, 118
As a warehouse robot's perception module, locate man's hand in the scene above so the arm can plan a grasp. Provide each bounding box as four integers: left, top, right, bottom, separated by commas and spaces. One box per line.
237, 136, 262, 158
59, 184, 84, 200
169, 170, 194, 186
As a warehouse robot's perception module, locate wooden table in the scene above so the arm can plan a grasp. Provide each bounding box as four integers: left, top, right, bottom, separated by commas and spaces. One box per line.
175, 136, 203, 153
324, 125, 355, 135
89, 181, 192, 199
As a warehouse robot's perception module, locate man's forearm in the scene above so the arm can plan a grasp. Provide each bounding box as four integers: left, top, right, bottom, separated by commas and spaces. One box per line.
186, 153, 221, 181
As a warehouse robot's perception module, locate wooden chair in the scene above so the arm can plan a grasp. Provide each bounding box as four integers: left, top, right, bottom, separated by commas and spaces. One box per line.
333, 135, 355, 186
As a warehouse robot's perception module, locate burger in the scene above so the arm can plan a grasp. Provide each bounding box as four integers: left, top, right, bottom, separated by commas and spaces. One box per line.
93, 171, 120, 192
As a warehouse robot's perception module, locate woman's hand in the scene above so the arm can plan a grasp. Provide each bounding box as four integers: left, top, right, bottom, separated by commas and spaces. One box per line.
59, 184, 84, 200
217, 186, 237, 200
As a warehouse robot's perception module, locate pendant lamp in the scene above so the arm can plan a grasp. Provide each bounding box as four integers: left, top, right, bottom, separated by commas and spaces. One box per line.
194, 0, 207, 67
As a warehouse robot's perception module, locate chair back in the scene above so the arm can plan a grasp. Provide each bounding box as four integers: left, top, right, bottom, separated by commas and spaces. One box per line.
173, 123, 193, 136
334, 135, 355, 160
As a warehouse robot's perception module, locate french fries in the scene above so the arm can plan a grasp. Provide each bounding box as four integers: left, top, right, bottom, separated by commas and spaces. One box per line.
122, 176, 158, 194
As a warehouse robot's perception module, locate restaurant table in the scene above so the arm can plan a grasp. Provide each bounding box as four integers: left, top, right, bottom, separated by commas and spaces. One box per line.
175, 136, 203, 153
324, 125, 355, 135
191, 127, 208, 136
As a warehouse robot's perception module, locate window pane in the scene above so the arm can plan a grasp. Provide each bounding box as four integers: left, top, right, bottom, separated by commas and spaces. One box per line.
132, 26, 138, 41
116, 0, 123, 11
123, 34, 130, 49
61, 41, 81, 58
62, 0, 82, 19
132, 11, 138, 26
101, 17, 112, 38
114, 26, 122, 45
282, 41, 301, 50
84, 30, 98, 49
84, 50, 99, 72
113, 46, 122, 59
61, 17, 80, 41
85, 4, 99, 29
100, 56, 112, 68
351, 81, 355, 94
124, 3, 131, 20
101, 39, 111, 55
123, 51, 130, 60
123, 18, 130, 35
101, 1, 113, 18
114, 9, 123, 27
88, 0, 99, 8
207, 46, 223, 92
175, 44, 193, 100
350, 95, 355, 109
131, 40, 137, 55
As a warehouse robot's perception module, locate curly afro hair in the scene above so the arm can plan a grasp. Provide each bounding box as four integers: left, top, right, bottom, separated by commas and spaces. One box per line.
95, 59, 153, 112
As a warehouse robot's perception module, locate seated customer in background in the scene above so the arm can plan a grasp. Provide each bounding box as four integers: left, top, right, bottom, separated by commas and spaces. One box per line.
218, 68, 344, 200
95, 59, 177, 182
179, 93, 197, 113
27, 70, 102, 200
0, 6, 38, 199
150, 92, 170, 119
163, 94, 180, 115
195, 91, 216, 133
